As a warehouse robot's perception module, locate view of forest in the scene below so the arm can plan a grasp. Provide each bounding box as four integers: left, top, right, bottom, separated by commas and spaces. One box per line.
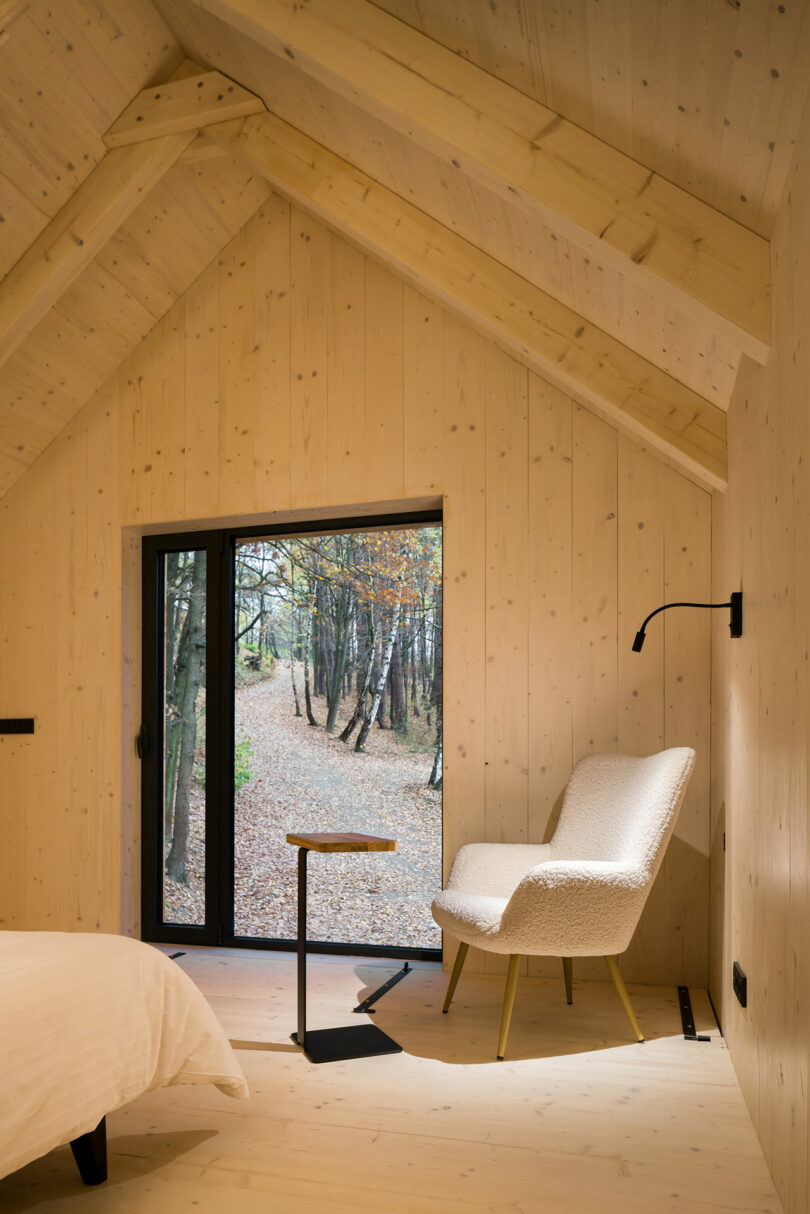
161, 525, 443, 951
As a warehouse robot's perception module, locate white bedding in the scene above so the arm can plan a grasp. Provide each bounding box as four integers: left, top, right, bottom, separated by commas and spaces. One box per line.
0, 932, 247, 1180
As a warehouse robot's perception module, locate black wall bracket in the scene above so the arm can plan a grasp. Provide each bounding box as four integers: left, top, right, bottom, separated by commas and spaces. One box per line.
0, 718, 34, 734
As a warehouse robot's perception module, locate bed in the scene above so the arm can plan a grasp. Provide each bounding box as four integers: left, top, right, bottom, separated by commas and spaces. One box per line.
0, 931, 247, 1183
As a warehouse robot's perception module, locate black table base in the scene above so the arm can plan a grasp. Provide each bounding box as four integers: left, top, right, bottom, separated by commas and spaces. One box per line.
292, 1023, 402, 1064
294, 846, 403, 1063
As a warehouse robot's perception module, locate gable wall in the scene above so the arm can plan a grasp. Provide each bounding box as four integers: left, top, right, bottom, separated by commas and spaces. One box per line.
0, 196, 711, 985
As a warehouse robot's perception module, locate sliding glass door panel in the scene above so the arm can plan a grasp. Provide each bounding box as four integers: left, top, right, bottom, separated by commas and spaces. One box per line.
231, 526, 442, 951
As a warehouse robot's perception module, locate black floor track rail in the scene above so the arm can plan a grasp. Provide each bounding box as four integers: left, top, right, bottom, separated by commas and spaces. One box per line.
353, 962, 412, 1014
677, 985, 712, 1042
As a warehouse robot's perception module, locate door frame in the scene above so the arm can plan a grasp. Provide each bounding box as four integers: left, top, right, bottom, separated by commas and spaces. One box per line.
140, 510, 442, 960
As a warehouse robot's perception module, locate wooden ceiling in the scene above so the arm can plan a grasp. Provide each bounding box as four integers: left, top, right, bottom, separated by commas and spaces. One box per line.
371, 0, 810, 239
0, 1, 270, 494
1, 0, 808, 499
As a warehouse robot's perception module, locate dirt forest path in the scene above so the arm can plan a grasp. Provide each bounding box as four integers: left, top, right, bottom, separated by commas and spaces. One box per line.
232, 662, 442, 949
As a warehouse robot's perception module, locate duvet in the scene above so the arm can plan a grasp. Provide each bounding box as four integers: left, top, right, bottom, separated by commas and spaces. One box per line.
0, 931, 247, 1179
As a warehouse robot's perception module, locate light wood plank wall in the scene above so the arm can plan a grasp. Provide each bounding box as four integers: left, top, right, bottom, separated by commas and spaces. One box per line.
0, 197, 711, 985
711, 93, 810, 1214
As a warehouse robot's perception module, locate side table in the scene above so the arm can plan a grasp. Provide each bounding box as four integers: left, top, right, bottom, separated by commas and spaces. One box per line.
286, 831, 403, 1064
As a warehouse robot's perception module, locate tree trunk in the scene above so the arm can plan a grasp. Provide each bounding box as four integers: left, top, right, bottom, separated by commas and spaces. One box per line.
390, 632, 407, 734
303, 588, 318, 727
339, 608, 378, 743
428, 586, 443, 788
314, 581, 328, 698
164, 612, 191, 840
325, 586, 353, 734
428, 701, 443, 789
166, 556, 206, 883
355, 599, 401, 752
290, 606, 302, 717
163, 556, 192, 841
409, 619, 420, 718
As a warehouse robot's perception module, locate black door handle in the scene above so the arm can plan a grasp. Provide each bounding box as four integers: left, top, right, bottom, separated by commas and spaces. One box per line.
136, 725, 148, 759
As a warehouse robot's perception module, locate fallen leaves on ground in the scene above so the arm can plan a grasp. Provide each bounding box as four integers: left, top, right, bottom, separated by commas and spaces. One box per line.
163, 662, 442, 950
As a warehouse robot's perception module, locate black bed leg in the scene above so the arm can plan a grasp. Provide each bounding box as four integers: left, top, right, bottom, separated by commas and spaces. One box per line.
70, 1116, 108, 1185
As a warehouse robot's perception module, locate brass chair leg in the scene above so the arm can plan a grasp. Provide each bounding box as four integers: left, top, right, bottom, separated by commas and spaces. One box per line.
562, 956, 573, 1005
442, 941, 469, 1013
604, 955, 645, 1043
497, 955, 521, 1060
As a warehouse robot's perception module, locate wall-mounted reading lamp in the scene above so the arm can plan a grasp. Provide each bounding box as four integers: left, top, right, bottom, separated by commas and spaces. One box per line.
632, 591, 743, 652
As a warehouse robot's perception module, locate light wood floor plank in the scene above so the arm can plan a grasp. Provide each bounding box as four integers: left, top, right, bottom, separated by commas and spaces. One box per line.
0, 948, 782, 1213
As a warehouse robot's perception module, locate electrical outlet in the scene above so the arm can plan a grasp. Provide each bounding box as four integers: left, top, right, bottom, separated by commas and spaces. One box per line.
733, 961, 747, 1008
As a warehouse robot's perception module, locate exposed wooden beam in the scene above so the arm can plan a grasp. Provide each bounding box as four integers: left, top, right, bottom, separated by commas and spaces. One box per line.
0, 0, 28, 47
190, 0, 770, 366
0, 134, 196, 373
103, 70, 264, 148
180, 133, 232, 163
0, 64, 217, 374
203, 113, 727, 490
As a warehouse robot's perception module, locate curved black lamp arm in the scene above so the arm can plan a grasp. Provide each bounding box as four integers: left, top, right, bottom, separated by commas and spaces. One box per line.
632, 592, 742, 652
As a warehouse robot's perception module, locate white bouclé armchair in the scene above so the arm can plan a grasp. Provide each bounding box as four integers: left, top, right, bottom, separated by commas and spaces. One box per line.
432, 747, 696, 1059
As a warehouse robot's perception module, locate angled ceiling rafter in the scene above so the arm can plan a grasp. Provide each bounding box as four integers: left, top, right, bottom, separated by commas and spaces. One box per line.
0, 0, 27, 48
202, 112, 727, 490
0, 59, 266, 377
184, 0, 771, 365
104, 69, 265, 146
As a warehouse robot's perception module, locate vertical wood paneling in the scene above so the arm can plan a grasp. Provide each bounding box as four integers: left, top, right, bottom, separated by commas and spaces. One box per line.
617, 439, 665, 755
484, 348, 529, 846
53, 420, 88, 928
119, 358, 151, 527
364, 260, 404, 503
84, 384, 121, 931
483, 347, 529, 978
218, 224, 256, 517
615, 438, 666, 983
437, 316, 487, 918
572, 407, 618, 761
403, 288, 444, 499
150, 308, 186, 523
327, 236, 365, 508
0, 198, 713, 992
20, 464, 54, 927
253, 197, 291, 513
527, 376, 573, 845
659, 469, 711, 986
526, 377, 572, 981
290, 209, 329, 508
183, 262, 220, 520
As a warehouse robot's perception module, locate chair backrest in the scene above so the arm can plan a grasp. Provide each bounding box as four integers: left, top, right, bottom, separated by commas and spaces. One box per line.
549, 748, 696, 879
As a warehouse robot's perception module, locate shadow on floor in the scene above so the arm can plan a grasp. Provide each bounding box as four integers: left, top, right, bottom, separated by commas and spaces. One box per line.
0, 1130, 217, 1211
350, 962, 684, 1065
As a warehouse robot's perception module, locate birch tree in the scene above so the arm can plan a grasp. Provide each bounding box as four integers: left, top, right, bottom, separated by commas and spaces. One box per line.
165, 552, 206, 883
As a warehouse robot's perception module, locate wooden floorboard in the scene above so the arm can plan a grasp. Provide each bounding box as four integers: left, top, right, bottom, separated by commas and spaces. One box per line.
0, 948, 782, 1213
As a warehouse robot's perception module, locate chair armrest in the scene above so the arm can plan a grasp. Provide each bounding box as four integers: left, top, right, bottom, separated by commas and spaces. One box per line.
498, 861, 649, 956
446, 842, 554, 899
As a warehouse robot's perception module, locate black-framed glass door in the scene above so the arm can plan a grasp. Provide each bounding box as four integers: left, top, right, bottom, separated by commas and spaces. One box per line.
141, 511, 443, 960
